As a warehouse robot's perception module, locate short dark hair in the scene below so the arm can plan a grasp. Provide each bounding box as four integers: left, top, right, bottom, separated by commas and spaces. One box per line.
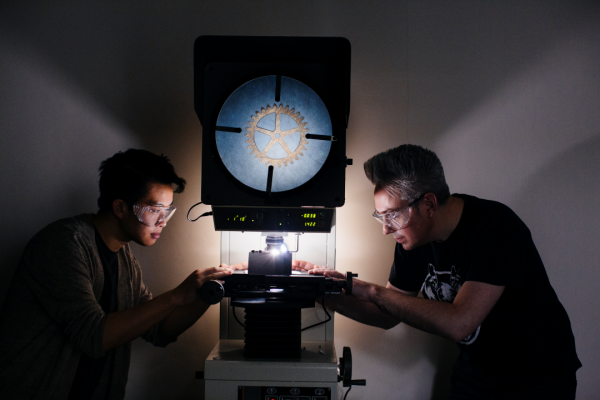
363, 144, 450, 205
97, 149, 186, 211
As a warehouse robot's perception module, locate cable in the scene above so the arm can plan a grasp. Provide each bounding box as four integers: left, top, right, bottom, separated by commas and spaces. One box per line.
187, 201, 213, 222
232, 306, 246, 328
343, 385, 352, 400
300, 299, 331, 332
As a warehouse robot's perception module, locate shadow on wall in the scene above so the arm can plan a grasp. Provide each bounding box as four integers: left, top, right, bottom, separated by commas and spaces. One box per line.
511, 134, 600, 398
0, 41, 139, 306
0, 2, 189, 139
430, 15, 600, 204
404, 1, 591, 147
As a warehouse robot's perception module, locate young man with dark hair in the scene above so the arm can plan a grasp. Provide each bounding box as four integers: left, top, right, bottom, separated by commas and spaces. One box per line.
297, 144, 581, 399
0, 149, 232, 400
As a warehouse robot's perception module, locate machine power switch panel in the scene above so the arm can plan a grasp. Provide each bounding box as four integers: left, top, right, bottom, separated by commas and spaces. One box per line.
237, 386, 331, 400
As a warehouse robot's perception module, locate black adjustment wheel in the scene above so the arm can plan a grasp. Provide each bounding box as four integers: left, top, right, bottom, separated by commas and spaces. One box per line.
199, 280, 224, 305
342, 346, 353, 387
338, 346, 366, 388
338, 346, 353, 387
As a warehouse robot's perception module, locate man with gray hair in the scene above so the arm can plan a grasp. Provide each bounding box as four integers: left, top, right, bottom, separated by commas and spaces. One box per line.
298, 144, 581, 399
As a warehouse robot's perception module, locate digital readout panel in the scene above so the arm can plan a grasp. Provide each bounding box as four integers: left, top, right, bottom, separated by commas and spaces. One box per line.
212, 206, 334, 232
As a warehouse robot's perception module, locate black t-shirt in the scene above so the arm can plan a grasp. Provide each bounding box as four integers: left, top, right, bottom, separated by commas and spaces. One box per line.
389, 194, 581, 382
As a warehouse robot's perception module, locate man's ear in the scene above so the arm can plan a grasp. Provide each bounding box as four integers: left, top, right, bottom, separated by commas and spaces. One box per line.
422, 193, 438, 218
113, 199, 127, 220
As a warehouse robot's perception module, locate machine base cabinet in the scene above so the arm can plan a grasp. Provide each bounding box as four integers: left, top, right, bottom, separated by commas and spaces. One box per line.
204, 340, 339, 400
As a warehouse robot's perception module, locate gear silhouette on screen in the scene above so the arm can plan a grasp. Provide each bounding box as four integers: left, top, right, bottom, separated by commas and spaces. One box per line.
245, 104, 309, 168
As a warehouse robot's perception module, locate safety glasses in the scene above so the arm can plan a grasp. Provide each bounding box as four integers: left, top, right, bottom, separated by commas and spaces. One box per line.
372, 193, 425, 231
133, 204, 176, 227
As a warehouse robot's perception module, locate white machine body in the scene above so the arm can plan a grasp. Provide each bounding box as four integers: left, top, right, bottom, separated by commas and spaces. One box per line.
204, 222, 340, 400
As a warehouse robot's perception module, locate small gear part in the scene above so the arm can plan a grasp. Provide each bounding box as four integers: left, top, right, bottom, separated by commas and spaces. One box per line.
245, 104, 309, 168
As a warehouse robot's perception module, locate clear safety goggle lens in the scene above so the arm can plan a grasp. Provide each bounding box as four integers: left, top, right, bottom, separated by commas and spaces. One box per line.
133, 204, 176, 227
372, 207, 411, 230
372, 194, 424, 231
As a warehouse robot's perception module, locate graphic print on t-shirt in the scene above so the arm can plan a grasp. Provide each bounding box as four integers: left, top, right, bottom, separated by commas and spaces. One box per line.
421, 263, 480, 345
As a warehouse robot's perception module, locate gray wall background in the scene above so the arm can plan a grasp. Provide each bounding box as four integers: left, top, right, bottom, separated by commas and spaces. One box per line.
1, 1, 598, 399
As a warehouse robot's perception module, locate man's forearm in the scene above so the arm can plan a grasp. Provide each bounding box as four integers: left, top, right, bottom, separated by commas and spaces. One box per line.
325, 292, 400, 329
159, 300, 210, 339
369, 285, 457, 340
366, 280, 505, 342
103, 290, 179, 351
102, 267, 234, 352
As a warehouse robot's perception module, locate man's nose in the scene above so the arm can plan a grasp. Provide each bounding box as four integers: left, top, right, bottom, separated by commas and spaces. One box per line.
157, 218, 168, 227
382, 223, 394, 235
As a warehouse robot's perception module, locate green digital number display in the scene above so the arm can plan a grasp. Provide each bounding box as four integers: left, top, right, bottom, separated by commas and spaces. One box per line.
305, 222, 316, 227
226, 215, 247, 222
301, 213, 317, 219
